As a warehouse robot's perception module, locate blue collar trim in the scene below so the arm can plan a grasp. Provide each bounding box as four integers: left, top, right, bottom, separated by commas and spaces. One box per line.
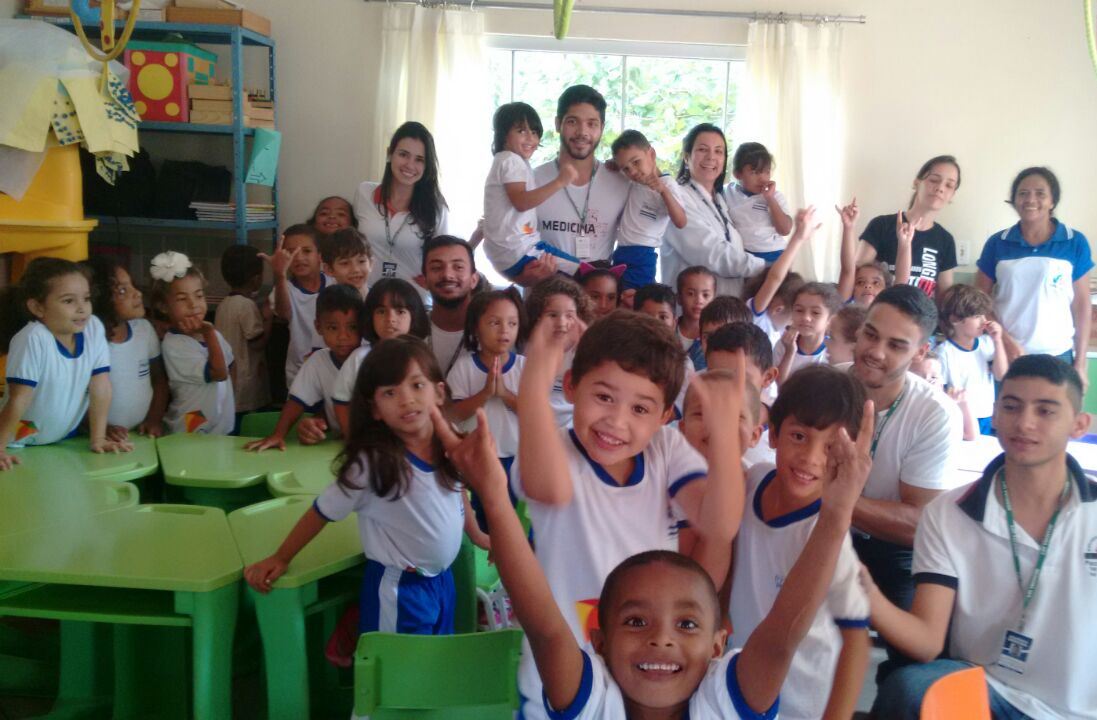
473, 351, 517, 375
753, 469, 822, 527
405, 450, 434, 473
55, 330, 85, 359
568, 428, 645, 487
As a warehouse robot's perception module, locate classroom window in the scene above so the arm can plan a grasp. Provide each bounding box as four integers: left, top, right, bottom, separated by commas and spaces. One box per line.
487, 37, 746, 172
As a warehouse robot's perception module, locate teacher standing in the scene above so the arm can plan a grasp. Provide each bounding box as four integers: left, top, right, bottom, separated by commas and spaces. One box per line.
355, 121, 449, 300
661, 123, 764, 296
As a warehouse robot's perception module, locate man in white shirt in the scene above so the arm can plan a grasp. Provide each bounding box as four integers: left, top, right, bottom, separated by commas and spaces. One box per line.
840, 285, 962, 684
512, 85, 630, 286
418, 236, 479, 374
868, 355, 1096, 720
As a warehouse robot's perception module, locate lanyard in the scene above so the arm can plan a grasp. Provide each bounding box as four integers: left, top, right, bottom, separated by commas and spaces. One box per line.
869, 386, 905, 459
688, 182, 732, 244
382, 208, 412, 251
999, 468, 1069, 631
557, 160, 597, 225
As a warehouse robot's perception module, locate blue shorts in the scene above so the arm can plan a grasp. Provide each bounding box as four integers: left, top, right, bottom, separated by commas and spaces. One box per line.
611, 245, 657, 290
747, 248, 785, 264
502, 242, 582, 280
359, 559, 455, 635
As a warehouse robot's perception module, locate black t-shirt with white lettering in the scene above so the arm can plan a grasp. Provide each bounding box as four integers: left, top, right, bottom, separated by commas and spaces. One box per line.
861, 213, 957, 297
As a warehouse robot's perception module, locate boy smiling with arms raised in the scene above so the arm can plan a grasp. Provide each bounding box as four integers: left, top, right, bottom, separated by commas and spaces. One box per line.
511, 309, 746, 720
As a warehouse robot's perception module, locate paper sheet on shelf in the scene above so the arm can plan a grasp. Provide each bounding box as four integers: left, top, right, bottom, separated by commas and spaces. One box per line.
245, 128, 280, 186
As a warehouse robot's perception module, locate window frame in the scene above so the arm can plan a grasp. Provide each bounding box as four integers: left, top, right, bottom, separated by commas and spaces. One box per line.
485, 34, 747, 134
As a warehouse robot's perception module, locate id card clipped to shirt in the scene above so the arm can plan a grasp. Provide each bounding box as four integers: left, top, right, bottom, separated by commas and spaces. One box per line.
574, 233, 593, 261
997, 628, 1033, 676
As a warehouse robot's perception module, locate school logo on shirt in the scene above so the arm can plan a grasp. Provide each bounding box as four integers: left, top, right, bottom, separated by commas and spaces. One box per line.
184, 410, 208, 433
1085, 536, 1097, 577
575, 598, 601, 642
14, 420, 38, 442
138, 359, 150, 379
521, 223, 535, 235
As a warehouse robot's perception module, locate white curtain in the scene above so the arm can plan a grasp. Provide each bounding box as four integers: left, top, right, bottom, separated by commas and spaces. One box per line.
370, 4, 491, 239
736, 20, 844, 282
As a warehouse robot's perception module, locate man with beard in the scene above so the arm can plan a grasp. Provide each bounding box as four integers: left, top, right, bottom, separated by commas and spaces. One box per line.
834, 284, 962, 685
513, 85, 630, 286
419, 235, 479, 373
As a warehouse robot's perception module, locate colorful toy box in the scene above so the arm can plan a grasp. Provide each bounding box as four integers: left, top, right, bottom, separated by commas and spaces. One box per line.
124, 40, 218, 122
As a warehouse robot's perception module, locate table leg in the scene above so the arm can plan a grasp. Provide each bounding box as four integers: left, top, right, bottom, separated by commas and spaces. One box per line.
180, 584, 238, 720
54, 621, 112, 712
250, 584, 313, 720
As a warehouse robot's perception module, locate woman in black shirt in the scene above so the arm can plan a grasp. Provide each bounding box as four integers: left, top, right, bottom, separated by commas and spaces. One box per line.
855, 155, 961, 300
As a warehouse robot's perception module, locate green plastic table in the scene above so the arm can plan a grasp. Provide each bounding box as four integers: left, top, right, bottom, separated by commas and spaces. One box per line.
0, 504, 242, 719
156, 434, 340, 509
229, 495, 363, 720
3, 435, 159, 485
0, 474, 138, 538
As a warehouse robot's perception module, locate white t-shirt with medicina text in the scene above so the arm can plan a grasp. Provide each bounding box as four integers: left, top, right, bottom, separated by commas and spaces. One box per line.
532, 159, 630, 262
429, 320, 465, 377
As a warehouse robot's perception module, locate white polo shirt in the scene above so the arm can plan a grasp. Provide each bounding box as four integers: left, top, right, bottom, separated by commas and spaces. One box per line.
162, 328, 235, 436
729, 465, 869, 720
616, 175, 679, 248
355, 181, 449, 301
544, 648, 775, 720
836, 365, 964, 504
446, 350, 524, 459
725, 183, 791, 255
4, 317, 110, 446
483, 150, 541, 274
106, 318, 160, 430
913, 454, 1097, 719
532, 159, 630, 262
937, 336, 997, 420
288, 349, 347, 435
314, 450, 464, 576
511, 424, 708, 719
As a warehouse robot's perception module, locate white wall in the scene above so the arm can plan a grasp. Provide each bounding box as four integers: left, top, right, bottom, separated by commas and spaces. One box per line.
7, 0, 1097, 266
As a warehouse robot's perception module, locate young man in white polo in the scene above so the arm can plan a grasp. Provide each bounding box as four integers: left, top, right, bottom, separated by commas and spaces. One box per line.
838, 284, 963, 683
512, 85, 630, 286
868, 355, 1096, 719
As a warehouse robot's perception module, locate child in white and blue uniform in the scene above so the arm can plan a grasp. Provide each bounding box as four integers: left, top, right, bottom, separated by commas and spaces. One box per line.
243, 337, 488, 635
483, 102, 583, 280
0, 258, 131, 470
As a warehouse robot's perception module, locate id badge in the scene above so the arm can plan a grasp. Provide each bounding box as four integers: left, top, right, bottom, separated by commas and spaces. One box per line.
996, 629, 1033, 676
574, 233, 593, 260
382, 261, 397, 279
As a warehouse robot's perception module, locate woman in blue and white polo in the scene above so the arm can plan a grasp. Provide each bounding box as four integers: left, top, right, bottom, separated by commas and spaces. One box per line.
976, 167, 1092, 388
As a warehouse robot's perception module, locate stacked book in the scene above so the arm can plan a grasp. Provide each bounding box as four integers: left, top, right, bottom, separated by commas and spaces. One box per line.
190, 202, 275, 223
188, 85, 275, 128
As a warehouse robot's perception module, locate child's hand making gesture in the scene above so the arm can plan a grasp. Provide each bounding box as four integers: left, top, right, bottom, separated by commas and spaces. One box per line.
822, 399, 875, 522
258, 234, 300, 282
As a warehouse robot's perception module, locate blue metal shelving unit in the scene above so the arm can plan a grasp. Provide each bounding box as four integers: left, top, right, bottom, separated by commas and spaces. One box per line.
45, 18, 278, 246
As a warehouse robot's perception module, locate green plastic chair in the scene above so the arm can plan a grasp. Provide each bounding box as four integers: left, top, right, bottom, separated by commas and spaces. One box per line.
239, 411, 282, 438
354, 629, 523, 719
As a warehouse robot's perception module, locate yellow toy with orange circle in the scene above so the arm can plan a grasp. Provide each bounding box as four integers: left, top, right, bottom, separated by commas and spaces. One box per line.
124, 40, 217, 122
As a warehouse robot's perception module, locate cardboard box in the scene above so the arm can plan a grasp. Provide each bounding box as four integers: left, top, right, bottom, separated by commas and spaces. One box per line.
165, 6, 271, 36
244, 116, 275, 129
189, 109, 232, 125
23, 0, 70, 16
188, 84, 233, 101
124, 41, 217, 121
190, 98, 234, 112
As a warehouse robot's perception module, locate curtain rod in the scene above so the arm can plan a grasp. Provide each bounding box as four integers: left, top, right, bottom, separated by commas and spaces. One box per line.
367, 0, 866, 24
